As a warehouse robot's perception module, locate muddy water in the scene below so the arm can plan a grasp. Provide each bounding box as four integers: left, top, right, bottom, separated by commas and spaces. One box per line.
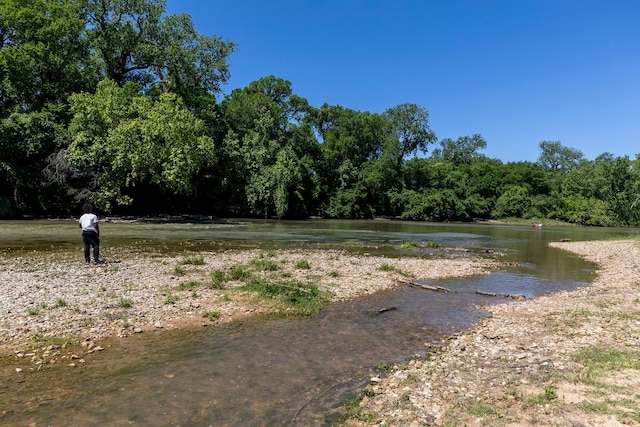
0, 219, 637, 426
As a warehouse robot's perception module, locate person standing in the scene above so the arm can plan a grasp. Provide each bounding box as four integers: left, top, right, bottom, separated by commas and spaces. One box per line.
79, 203, 102, 265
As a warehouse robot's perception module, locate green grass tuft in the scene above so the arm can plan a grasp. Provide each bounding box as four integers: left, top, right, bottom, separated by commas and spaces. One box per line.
295, 259, 311, 269
240, 278, 329, 316
179, 255, 205, 265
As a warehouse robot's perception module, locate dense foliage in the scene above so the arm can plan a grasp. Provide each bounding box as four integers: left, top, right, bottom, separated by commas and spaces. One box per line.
2, 0, 639, 226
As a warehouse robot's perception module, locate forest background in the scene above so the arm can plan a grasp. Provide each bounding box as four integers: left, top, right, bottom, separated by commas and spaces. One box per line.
2, 0, 639, 226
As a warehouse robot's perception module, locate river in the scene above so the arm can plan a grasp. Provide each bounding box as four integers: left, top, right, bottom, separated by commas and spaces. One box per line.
0, 219, 637, 426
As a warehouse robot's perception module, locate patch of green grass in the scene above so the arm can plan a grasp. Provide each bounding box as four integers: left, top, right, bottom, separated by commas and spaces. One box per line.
229, 265, 254, 280
574, 347, 640, 373
594, 299, 617, 309
56, 298, 67, 308
240, 278, 329, 316
426, 240, 441, 248
209, 270, 227, 289
28, 307, 40, 316
172, 266, 186, 276
578, 399, 640, 422
164, 293, 178, 305
328, 270, 340, 278
611, 311, 640, 321
400, 240, 418, 249
250, 258, 280, 271
526, 385, 558, 405
341, 390, 375, 422
119, 298, 133, 308
202, 310, 221, 320
469, 403, 497, 417
376, 361, 394, 373
378, 263, 413, 277
295, 259, 311, 269
379, 263, 395, 272
179, 255, 205, 265
176, 280, 199, 291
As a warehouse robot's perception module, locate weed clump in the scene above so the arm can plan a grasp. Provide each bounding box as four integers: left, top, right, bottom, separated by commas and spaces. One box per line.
240, 278, 329, 316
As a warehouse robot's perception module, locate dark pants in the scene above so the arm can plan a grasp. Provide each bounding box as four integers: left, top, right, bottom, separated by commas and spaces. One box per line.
82, 230, 100, 263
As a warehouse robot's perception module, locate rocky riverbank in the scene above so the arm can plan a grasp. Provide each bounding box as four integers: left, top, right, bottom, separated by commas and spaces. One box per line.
0, 246, 500, 358
349, 240, 640, 426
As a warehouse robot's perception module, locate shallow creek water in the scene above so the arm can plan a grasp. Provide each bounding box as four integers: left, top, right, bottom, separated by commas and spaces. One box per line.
0, 219, 636, 426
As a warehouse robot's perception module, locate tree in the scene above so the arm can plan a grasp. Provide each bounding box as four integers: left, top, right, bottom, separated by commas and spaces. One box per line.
383, 103, 437, 168
65, 79, 214, 211
218, 76, 317, 218
83, 0, 235, 103
0, 0, 91, 116
0, 0, 91, 216
493, 186, 531, 218
537, 140, 584, 172
431, 134, 487, 165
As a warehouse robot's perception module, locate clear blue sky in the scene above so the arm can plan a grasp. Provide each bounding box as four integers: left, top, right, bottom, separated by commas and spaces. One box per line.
165, 0, 639, 163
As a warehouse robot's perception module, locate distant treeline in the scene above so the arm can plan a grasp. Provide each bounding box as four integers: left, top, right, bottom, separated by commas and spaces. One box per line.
2, 0, 639, 226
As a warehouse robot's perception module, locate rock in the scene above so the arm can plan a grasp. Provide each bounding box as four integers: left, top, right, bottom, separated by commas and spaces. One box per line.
133, 327, 143, 333
154, 321, 163, 328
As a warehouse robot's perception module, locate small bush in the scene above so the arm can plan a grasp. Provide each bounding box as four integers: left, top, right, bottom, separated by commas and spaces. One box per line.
119, 299, 133, 308
56, 299, 67, 308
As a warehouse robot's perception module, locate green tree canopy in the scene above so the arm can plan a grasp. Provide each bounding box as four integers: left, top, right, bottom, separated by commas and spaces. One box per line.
66, 79, 213, 211
537, 140, 584, 172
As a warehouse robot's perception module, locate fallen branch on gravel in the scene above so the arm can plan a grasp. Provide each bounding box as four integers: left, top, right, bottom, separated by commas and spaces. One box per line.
399, 279, 526, 300
398, 279, 456, 293
475, 290, 526, 300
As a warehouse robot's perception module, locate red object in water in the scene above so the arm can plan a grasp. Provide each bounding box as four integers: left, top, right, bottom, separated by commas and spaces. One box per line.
531, 223, 543, 229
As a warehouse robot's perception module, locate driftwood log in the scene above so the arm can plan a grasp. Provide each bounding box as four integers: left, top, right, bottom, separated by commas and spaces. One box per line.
399, 279, 526, 300
398, 279, 456, 293
476, 290, 526, 300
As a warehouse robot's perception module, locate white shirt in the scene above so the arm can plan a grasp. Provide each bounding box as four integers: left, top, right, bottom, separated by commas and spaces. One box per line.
79, 213, 99, 232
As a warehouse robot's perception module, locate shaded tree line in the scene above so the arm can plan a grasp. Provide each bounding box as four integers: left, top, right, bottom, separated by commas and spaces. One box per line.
2, 0, 639, 226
